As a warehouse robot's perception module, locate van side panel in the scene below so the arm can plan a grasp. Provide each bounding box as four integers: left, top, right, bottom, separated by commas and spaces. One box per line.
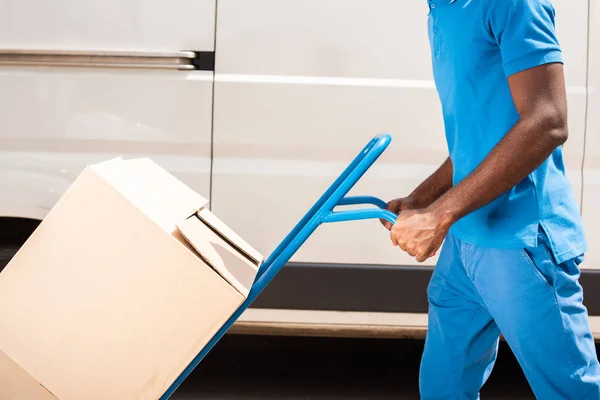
582, 0, 600, 268
0, 0, 216, 218
211, 0, 588, 267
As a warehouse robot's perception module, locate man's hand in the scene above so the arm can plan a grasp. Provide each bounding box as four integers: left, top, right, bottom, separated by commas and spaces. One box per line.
381, 157, 454, 260
381, 158, 454, 230
389, 205, 453, 263
380, 197, 420, 230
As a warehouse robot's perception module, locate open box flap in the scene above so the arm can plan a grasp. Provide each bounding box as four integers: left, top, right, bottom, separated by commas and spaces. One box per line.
196, 208, 263, 265
176, 215, 259, 298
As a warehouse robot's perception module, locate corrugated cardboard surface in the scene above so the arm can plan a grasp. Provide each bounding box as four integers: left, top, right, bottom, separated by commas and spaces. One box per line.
93, 158, 208, 233
0, 349, 57, 400
178, 215, 259, 297
0, 163, 248, 399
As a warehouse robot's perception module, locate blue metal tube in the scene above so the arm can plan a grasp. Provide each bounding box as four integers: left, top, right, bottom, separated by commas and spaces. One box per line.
256, 136, 381, 281
321, 208, 397, 225
160, 133, 393, 399
336, 195, 388, 209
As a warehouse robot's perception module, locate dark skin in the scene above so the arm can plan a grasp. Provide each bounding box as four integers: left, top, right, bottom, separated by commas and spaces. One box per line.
382, 157, 454, 231
386, 63, 569, 262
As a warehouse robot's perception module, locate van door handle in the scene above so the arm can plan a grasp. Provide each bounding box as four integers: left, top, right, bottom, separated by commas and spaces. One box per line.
0, 49, 213, 71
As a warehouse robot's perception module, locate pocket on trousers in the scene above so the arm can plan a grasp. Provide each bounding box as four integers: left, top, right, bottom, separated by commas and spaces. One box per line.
520, 247, 554, 290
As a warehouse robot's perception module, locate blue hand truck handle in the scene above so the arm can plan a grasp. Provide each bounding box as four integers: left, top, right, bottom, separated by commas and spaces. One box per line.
161, 133, 395, 399
328, 195, 397, 224
337, 195, 388, 209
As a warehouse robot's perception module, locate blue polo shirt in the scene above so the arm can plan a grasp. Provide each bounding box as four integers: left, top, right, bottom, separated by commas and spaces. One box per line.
427, 0, 587, 264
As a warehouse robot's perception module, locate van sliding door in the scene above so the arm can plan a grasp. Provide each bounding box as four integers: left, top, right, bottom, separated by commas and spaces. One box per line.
0, 0, 217, 212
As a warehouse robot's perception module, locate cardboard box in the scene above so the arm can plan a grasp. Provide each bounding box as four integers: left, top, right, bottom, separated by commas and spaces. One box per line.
0, 158, 262, 399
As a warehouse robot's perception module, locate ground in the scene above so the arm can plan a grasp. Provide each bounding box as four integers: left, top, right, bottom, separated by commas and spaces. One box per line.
172, 335, 535, 399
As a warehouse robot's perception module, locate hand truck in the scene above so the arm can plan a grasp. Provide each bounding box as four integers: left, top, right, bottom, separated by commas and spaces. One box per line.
161, 133, 397, 399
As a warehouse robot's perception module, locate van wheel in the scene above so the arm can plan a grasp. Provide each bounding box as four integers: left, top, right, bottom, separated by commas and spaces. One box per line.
0, 218, 41, 274
0, 245, 18, 273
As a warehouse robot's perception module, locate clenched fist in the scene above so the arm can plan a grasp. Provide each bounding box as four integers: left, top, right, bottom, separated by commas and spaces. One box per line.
380, 197, 420, 230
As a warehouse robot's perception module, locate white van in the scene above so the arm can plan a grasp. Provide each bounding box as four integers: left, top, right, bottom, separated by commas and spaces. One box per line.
1, 0, 599, 339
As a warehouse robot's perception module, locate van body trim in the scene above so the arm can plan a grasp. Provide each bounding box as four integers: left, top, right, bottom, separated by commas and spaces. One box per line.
0, 49, 215, 71
251, 262, 600, 316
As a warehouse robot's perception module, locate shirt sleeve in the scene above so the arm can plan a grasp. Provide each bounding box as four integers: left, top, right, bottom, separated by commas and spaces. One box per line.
487, 0, 563, 77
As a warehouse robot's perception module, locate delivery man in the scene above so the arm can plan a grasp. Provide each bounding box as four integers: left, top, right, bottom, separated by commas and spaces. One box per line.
382, 0, 600, 398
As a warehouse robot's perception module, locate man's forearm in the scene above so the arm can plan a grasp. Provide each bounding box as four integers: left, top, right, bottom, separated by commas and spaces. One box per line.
410, 157, 454, 208
433, 114, 567, 226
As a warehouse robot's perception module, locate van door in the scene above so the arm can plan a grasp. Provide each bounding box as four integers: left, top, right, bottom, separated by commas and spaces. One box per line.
211, 0, 445, 268
582, 0, 600, 268
211, 0, 595, 337
0, 0, 216, 220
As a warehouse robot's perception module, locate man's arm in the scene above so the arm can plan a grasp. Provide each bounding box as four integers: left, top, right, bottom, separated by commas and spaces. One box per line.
410, 156, 454, 209
435, 63, 568, 224
382, 157, 453, 230
390, 62, 568, 262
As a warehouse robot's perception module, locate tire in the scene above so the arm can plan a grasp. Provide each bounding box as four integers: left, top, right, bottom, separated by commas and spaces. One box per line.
0, 245, 19, 273
0, 218, 41, 273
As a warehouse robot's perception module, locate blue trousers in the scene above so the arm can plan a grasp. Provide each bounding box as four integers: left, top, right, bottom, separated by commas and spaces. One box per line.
420, 229, 600, 399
